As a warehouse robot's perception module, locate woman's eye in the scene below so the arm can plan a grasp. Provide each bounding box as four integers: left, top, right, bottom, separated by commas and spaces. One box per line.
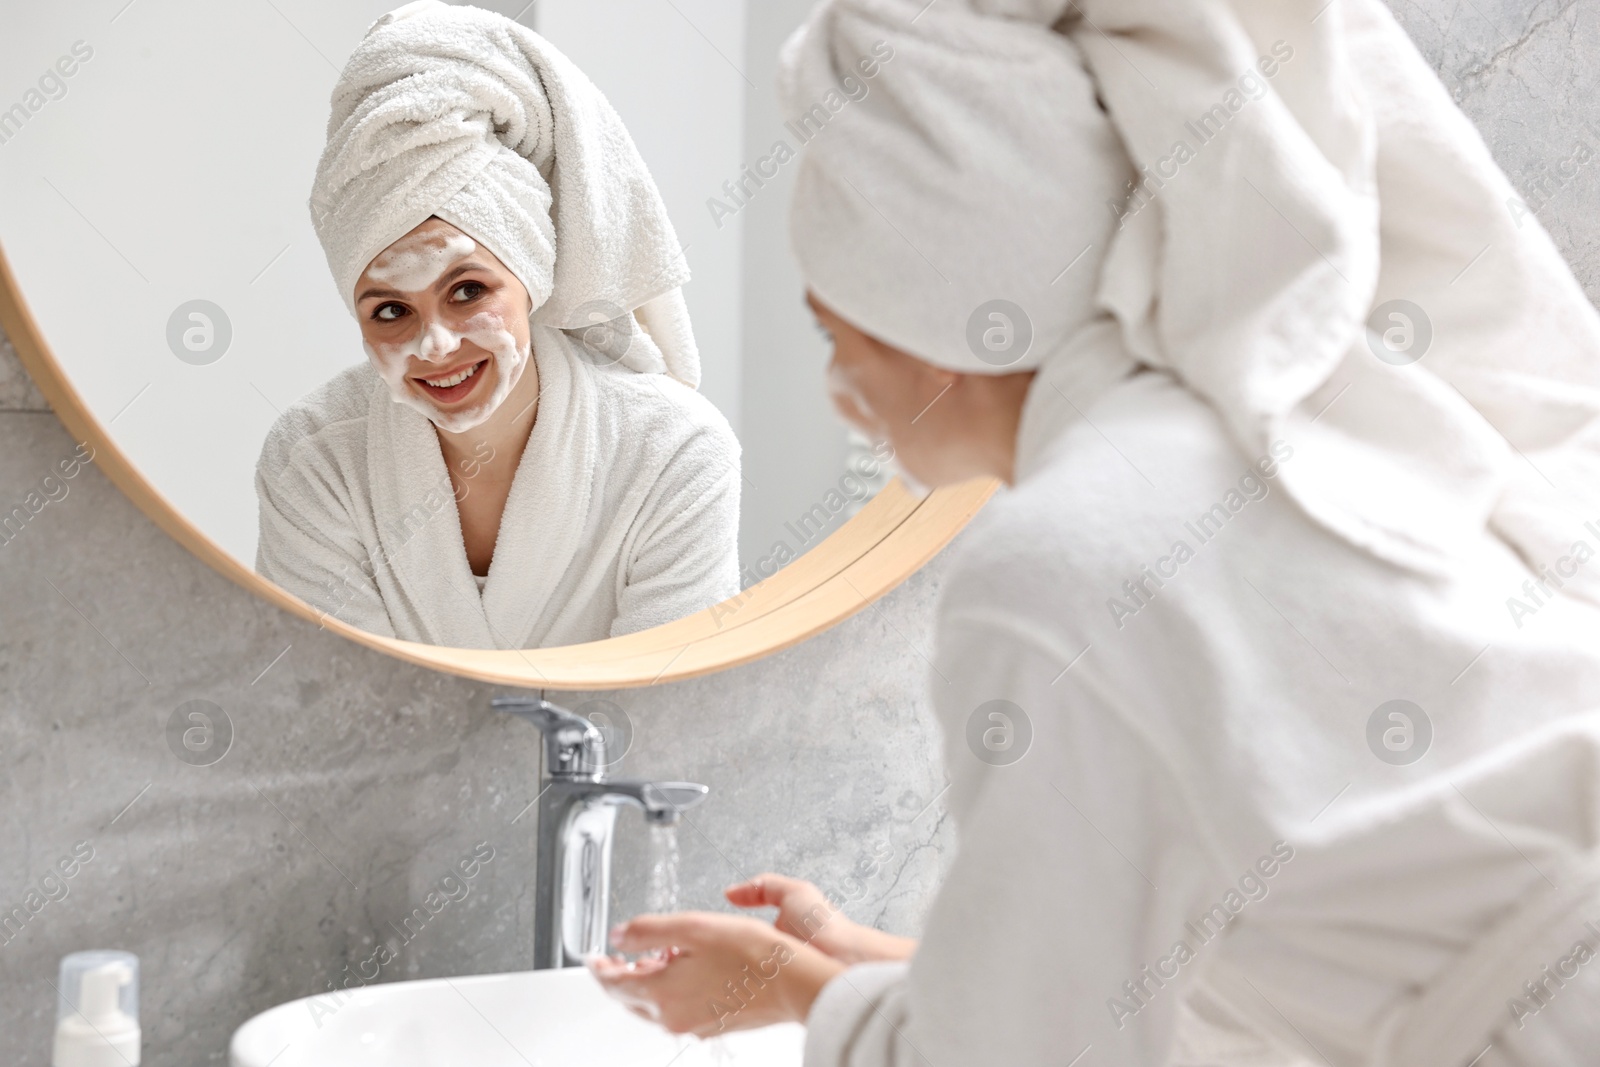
451, 281, 486, 302
373, 302, 408, 323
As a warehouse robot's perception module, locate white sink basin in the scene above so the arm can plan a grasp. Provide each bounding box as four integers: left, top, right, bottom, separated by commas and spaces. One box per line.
230, 967, 805, 1066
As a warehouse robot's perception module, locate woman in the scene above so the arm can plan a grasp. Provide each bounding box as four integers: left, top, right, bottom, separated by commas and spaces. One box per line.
255, 1, 740, 648
592, 0, 1600, 1063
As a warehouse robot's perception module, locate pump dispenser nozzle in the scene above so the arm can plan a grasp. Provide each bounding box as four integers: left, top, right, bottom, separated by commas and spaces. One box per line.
54, 951, 140, 1067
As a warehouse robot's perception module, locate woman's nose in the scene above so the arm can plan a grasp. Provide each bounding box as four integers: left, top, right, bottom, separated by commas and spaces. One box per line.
415, 321, 460, 362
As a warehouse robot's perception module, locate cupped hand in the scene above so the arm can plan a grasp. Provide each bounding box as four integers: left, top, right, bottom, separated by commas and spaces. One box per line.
725, 873, 917, 965
588, 912, 845, 1036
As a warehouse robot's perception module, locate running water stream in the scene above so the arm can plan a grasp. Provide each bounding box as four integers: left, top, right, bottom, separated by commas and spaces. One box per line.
643, 824, 740, 1065
645, 823, 681, 914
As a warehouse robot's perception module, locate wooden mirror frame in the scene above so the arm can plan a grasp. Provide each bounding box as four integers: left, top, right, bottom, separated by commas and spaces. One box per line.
0, 242, 997, 689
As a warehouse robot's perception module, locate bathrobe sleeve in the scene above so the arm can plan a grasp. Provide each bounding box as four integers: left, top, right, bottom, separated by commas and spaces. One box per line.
610, 422, 741, 637
256, 438, 397, 639
803, 603, 1232, 1067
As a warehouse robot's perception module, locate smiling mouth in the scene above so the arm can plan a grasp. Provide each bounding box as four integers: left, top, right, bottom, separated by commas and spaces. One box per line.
414, 359, 488, 404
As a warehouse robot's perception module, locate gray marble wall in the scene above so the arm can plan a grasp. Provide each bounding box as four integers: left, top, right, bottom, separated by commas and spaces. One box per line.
3, 1, 1598, 1063
0, 342, 953, 1062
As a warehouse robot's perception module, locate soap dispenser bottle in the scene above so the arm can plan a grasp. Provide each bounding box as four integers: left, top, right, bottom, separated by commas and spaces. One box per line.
53, 951, 140, 1067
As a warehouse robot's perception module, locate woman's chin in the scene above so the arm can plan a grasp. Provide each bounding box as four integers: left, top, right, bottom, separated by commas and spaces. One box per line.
423, 394, 502, 434
429, 406, 495, 434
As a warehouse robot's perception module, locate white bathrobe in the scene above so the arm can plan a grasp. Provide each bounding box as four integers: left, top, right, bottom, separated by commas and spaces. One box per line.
803, 354, 1600, 1066
776, 0, 1600, 1059
254, 329, 740, 648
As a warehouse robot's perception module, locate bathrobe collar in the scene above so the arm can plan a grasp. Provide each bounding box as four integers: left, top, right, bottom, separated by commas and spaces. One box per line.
480, 328, 599, 648
1013, 316, 1139, 487
364, 331, 597, 649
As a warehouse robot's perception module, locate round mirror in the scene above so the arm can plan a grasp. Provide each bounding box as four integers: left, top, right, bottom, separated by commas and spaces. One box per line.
0, 0, 994, 686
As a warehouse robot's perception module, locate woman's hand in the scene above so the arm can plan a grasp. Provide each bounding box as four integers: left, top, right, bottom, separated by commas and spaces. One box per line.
725, 873, 918, 965
588, 912, 845, 1036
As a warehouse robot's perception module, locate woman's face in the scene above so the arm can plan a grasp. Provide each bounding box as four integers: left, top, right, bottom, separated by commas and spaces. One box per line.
808, 294, 966, 492
354, 218, 533, 434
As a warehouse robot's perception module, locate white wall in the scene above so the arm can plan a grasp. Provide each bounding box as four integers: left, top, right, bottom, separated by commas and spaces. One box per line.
0, 0, 398, 565
736, 0, 854, 571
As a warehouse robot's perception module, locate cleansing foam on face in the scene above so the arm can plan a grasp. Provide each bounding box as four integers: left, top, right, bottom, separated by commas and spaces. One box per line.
359, 227, 533, 434
53, 951, 139, 1067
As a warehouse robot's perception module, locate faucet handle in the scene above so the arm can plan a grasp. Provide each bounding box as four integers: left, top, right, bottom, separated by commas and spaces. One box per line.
492, 695, 589, 732
493, 696, 606, 778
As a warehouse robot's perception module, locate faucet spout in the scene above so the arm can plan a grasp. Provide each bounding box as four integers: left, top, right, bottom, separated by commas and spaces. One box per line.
495, 695, 711, 968
599, 779, 709, 825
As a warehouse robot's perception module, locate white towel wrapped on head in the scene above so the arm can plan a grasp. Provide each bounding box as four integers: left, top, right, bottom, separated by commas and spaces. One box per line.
780, 0, 1600, 606
311, 0, 700, 386
778, 2, 1132, 378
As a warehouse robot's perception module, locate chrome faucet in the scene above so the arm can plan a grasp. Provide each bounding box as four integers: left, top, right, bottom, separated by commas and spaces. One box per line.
494, 695, 709, 969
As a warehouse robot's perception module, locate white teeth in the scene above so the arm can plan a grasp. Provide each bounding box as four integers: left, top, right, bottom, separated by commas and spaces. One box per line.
423, 362, 480, 389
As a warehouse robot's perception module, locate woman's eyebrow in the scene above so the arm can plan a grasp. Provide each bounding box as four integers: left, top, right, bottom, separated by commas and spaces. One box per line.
436, 262, 489, 289
356, 261, 487, 303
